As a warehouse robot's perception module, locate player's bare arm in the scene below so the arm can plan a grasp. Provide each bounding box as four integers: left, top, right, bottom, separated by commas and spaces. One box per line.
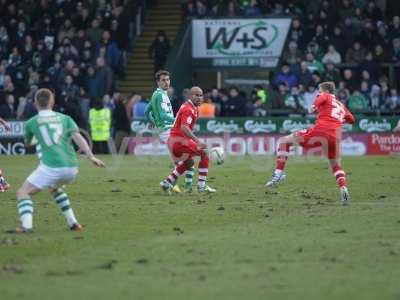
181, 124, 206, 149
72, 132, 106, 167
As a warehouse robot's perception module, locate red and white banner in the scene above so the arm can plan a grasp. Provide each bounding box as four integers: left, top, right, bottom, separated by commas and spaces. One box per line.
367, 133, 400, 154
126, 133, 400, 156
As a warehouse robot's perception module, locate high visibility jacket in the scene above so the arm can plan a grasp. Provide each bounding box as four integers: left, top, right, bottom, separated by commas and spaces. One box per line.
89, 108, 111, 141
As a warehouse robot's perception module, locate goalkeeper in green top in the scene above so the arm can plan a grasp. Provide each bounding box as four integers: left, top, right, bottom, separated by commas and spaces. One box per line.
8, 88, 105, 234
145, 70, 195, 192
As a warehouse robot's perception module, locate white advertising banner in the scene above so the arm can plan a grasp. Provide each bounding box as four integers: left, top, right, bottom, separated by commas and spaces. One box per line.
192, 18, 291, 63
0, 121, 25, 137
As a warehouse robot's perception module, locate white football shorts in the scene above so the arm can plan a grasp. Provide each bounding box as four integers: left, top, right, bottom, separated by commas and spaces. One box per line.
159, 128, 171, 144
27, 164, 78, 190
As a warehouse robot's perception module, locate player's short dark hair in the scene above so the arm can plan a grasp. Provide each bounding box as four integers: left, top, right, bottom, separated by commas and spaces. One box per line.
155, 70, 170, 81
35, 88, 53, 108
319, 81, 335, 94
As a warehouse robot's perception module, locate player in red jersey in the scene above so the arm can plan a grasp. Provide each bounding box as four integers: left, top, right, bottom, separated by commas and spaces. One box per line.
266, 82, 355, 204
160, 86, 216, 194
0, 117, 11, 192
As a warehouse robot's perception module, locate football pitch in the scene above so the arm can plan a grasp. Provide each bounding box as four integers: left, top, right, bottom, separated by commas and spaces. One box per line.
0, 155, 399, 300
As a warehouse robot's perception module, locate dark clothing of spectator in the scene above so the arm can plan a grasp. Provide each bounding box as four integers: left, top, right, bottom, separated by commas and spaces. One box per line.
273, 71, 298, 89
96, 40, 122, 72
345, 47, 366, 64
148, 37, 170, 73
22, 100, 37, 119
223, 95, 248, 117
113, 101, 131, 132
0, 103, 16, 119
297, 68, 313, 87
324, 68, 342, 84
95, 66, 113, 99
360, 59, 380, 83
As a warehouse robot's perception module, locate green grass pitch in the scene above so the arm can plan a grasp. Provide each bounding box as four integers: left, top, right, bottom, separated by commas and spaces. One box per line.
0, 155, 399, 300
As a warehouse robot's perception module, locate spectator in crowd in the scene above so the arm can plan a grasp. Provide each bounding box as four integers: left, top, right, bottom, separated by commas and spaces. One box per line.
60, 75, 79, 102
95, 57, 114, 100
113, 94, 131, 152
385, 88, 400, 110
370, 84, 382, 109
388, 16, 400, 41
195, 1, 208, 18
254, 85, 268, 105
132, 94, 149, 119
0, 94, 16, 119
285, 86, 305, 114
345, 41, 366, 64
250, 96, 267, 117
282, 41, 303, 66
199, 97, 216, 118
303, 85, 318, 111
305, 52, 325, 74
87, 19, 103, 44
209, 87, 222, 115
347, 90, 369, 111
225, 1, 240, 17
96, 30, 122, 73
89, 99, 111, 154
243, 0, 262, 18
322, 45, 342, 65
148, 30, 170, 73
337, 87, 350, 105
360, 80, 371, 102
288, 18, 304, 47
165, 86, 177, 114
374, 44, 388, 62
391, 38, 400, 62
174, 88, 190, 115
273, 63, 298, 89
223, 87, 248, 117
297, 61, 312, 87
324, 62, 341, 84
342, 68, 358, 92
78, 88, 91, 131
273, 83, 289, 109
330, 26, 347, 57
360, 52, 380, 83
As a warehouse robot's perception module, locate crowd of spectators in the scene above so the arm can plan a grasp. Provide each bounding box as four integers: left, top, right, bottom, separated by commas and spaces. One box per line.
182, 0, 400, 114
0, 0, 143, 128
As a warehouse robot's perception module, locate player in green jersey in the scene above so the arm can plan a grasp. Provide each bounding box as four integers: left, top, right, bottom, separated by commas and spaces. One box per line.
145, 70, 195, 193
8, 89, 105, 234
0, 117, 11, 192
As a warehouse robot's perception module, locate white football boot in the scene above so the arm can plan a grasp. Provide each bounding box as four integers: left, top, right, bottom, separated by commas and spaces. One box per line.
160, 180, 173, 195
265, 171, 286, 187
340, 186, 350, 205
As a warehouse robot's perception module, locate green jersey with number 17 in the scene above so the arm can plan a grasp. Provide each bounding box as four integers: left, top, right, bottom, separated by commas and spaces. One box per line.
24, 110, 79, 168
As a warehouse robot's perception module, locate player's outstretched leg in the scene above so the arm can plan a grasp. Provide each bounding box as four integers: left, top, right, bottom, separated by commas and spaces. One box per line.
161, 159, 193, 195
330, 160, 350, 205
184, 167, 195, 193
266, 137, 291, 187
7, 181, 39, 234
197, 151, 216, 193
0, 169, 10, 192
51, 188, 82, 230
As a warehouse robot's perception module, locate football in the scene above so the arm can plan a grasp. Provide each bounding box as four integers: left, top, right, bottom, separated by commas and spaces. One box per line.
209, 146, 225, 165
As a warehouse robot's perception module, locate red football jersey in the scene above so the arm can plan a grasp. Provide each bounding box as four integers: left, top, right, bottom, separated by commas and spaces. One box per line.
170, 100, 199, 139
313, 92, 355, 132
